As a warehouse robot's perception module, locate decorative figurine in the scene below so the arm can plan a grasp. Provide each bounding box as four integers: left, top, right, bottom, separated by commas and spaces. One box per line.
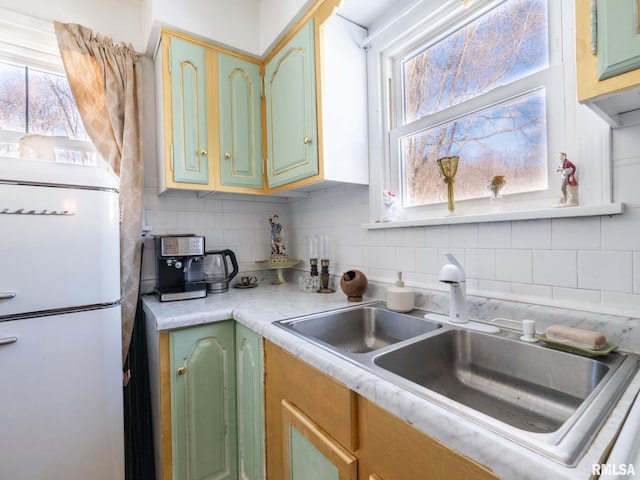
554, 152, 579, 207
257, 214, 300, 285
382, 190, 404, 222
437, 156, 459, 213
269, 214, 286, 255
488, 175, 506, 211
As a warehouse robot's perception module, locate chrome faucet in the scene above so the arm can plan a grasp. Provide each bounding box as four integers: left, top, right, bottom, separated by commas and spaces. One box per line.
439, 253, 467, 323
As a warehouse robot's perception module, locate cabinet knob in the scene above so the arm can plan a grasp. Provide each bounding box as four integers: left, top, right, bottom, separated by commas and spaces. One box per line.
200, 149, 208, 156
303, 136, 312, 145
177, 366, 187, 376
224, 152, 232, 159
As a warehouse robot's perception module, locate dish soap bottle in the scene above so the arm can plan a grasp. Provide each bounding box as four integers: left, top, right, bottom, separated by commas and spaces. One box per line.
386, 271, 414, 312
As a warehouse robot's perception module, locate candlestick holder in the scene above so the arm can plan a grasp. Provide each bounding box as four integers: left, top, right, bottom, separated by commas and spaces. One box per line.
310, 258, 319, 277
318, 259, 335, 293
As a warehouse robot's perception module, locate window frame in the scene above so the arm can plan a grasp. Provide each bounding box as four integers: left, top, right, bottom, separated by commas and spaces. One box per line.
0, 8, 96, 164
363, 0, 618, 227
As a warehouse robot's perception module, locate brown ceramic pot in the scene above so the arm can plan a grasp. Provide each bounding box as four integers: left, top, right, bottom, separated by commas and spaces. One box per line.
340, 270, 368, 302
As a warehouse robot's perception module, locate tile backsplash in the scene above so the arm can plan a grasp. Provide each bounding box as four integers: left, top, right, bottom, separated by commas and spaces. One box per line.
142, 123, 640, 318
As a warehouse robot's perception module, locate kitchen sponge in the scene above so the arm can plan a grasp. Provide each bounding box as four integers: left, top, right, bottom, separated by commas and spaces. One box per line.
546, 324, 607, 350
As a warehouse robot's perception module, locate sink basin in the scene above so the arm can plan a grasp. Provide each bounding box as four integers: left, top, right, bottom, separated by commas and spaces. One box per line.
274, 304, 639, 465
375, 329, 608, 433
373, 328, 639, 465
275, 304, 441, 354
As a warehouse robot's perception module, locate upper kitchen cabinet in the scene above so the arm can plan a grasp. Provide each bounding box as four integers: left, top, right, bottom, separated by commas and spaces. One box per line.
217, 53, 264, 191
264, 2, 369, 192
264, 20, 319, 188
154, 29, 265, 194
576, 0, 640, 127
155, 31, 216, 191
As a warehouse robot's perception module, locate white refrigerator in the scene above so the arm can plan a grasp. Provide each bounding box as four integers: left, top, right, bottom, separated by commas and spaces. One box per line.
0, 157, 124, 480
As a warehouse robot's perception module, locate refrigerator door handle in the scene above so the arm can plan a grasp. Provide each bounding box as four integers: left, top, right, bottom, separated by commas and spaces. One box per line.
0, 292, 16, 300
0, 336, 17, 346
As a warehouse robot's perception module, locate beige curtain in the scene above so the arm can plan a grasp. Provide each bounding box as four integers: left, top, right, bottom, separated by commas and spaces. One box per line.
54, 22, 143, 364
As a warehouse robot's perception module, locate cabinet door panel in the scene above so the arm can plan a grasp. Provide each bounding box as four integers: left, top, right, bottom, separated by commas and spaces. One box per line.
597, 0, 640, 80
283, 400, 356, 480
170, 37, 210, 184
171, 322, 237, 480
236, 323, 264, 480
218, 53, 263, 188
265, 20, 318, 188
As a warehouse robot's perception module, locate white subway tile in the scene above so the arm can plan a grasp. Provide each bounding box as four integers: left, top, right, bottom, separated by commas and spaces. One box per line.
552, 287, 601, 305
533, 250, 577, 287
634, 252, 640, 294
450, 224, 479, 248
495, 250, 532, 283
512, 219, 551, 249
394, 247, 417, 272
552, 217, 601, 250
465, 249, 496, 280
511, 282, 553, 299
612, 124, 640, 160
578, 251, 633, 293
612, 158, 640, 207
602, 207, 640, 250
601, 291, 640, 314
478, 222, 512, 248
424, 225, 450, 247
415, 247, 440, 275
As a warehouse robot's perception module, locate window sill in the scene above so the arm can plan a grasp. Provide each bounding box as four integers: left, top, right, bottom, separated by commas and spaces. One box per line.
363, 203, 624, 229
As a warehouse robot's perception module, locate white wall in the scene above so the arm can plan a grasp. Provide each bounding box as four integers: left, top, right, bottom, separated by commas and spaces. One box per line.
258, 0, 312, 54
0, 0, 146, 51
143, 0, 262, 56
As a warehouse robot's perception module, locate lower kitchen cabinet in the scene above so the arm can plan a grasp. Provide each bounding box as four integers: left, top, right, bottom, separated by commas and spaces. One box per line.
236, 322, 265, 480
170, 321, 238, 480
149, 320, 264, 480
264, 340, 499, 480
264, 340, 358, 479
357, 396, 500, 480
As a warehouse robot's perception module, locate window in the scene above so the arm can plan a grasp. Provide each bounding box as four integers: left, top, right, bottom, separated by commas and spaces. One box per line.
0, 9, 95, 165
365, 0, 614, 225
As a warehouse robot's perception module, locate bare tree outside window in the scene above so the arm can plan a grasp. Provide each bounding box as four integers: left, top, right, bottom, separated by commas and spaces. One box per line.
399, 0, 549, 207
0, 61, 94, 163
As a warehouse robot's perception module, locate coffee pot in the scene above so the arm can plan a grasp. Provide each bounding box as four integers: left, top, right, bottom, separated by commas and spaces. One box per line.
154, 235, 207, 301
204, 249, 239, 293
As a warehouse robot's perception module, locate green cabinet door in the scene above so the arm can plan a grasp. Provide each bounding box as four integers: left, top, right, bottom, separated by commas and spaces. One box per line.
218, 53, 263, 189
235, 323, 265, 480
597, 0, 640, 79
265, 20, 319, 188
170, 322, 237, 480
169, 37, 210, 184
282, 400, 357, 480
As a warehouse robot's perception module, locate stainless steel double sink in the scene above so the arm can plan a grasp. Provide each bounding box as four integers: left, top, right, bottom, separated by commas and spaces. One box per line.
274, 302, 640, 466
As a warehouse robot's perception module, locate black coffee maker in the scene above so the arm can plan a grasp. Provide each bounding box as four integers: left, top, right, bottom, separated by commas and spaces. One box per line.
154, 235, 207, 301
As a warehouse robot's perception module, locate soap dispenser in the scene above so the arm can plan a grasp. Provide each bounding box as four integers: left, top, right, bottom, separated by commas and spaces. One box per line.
386, 272, 414, 312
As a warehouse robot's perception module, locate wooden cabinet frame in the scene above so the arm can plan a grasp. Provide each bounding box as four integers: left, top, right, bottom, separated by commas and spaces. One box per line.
282, 400, 357, 480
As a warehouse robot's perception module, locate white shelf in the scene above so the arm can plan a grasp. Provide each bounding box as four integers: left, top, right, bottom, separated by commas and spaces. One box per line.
363, 203, 624, 229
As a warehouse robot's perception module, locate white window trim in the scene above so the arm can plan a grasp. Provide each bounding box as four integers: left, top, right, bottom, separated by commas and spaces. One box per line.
363, 0, 621, 228
0, 8, 98, 162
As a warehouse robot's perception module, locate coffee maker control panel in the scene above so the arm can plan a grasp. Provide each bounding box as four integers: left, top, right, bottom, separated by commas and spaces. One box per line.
157, 235, 205, 257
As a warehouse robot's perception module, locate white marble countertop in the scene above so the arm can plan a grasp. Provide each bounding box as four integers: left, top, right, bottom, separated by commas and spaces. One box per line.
142, 283, 640, 480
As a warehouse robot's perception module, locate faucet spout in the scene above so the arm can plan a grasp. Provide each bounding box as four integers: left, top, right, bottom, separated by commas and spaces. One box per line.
440, 253, 467, 323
